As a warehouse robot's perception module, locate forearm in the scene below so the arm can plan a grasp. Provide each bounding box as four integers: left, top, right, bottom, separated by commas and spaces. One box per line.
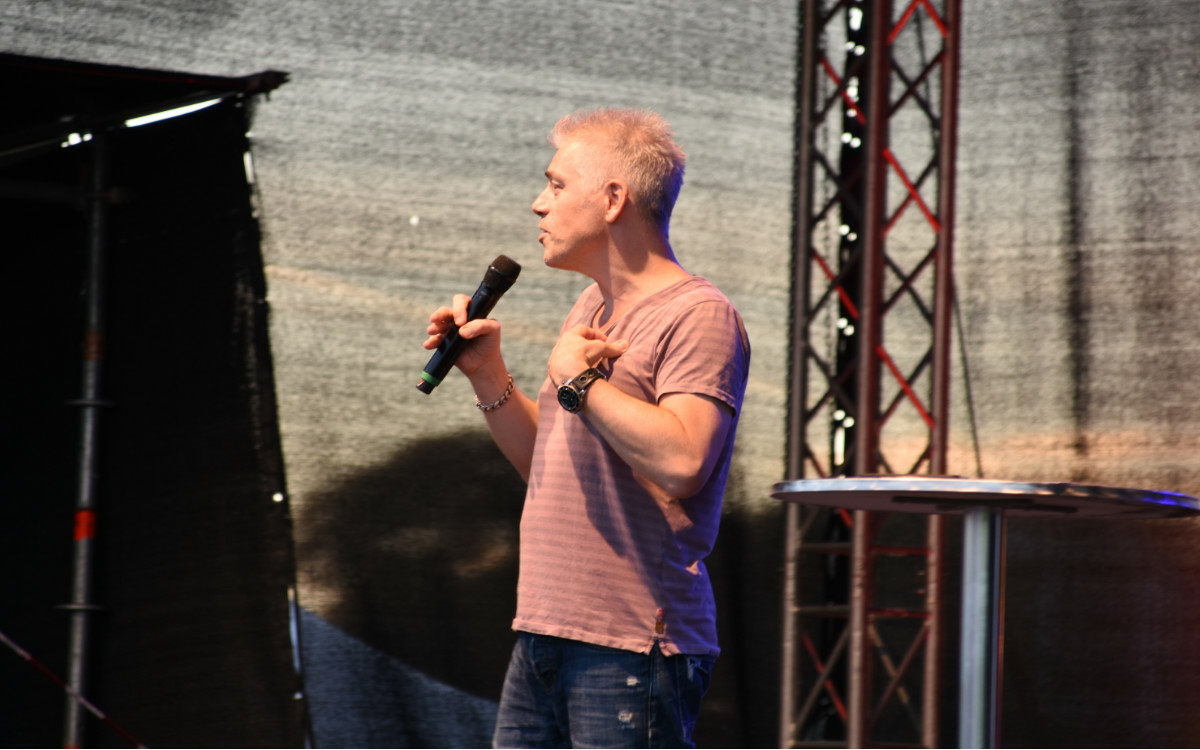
578, 381, 731, 498
545, 324, 732, 497
467, 363, 539, 482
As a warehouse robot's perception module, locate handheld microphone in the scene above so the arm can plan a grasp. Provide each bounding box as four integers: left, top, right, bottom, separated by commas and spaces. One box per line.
417, 254, 521, 394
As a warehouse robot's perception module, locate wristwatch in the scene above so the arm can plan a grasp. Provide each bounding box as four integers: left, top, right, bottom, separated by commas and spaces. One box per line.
557, 368, 605, 413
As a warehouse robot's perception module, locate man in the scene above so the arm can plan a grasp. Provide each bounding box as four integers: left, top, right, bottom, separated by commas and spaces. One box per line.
423, 107, 750, 748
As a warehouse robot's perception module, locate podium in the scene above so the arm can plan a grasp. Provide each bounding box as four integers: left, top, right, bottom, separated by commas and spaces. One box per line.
772, 476, 1200, 748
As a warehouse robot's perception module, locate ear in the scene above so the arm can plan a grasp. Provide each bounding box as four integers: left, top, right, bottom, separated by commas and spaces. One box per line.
602, 179, 630, 224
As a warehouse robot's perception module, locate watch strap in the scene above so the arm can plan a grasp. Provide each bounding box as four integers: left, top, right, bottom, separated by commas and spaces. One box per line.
570, 367, 604, 393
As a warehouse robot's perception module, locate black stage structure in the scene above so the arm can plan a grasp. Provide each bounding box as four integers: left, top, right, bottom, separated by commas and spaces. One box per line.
0, 54, 307, 747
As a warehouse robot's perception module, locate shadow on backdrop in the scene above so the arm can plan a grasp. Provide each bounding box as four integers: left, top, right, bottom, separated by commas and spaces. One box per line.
297, 430, 526, 700
295, 429, 785, 747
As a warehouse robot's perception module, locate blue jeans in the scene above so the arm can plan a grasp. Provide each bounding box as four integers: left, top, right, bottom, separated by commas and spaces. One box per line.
492, 632, 714, 749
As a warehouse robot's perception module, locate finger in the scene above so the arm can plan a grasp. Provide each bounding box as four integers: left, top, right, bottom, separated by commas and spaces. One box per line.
428, 305, 454, 325
452, 293, 473, 326
458, 317, 499, 340
590, 339, 629, 361
567, 324, 609, 342
427, 319, 454, 336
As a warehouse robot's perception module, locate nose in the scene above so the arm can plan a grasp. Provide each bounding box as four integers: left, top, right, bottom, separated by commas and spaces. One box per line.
532, 186, 549, 217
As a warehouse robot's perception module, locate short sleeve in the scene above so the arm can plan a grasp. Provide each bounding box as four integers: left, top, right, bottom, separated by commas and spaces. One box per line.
653, 299, 750, 413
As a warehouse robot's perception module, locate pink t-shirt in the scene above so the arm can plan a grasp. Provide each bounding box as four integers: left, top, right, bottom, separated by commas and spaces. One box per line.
511, 276, 750, 656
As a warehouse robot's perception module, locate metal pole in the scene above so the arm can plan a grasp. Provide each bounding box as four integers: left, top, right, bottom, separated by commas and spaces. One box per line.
846, 509, 873, 748
921, 514, 944, 748
958, 507, 1004, 749
781, 0, 821, 743
848, 2, 891, 742
926, 1, 962, 744
64, 131, 111, 749
855, 0, 891, 474
932, 0, 962, 475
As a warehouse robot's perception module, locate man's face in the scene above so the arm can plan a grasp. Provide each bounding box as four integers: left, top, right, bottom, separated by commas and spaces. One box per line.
532, 140, 609, 271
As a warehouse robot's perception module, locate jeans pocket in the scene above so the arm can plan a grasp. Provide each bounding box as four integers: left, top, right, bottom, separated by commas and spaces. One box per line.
664, 653, 714, 746
682, 654, 714, 694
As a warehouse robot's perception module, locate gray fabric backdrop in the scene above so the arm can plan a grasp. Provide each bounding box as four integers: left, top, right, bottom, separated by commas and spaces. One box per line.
5, 0, 1200, 746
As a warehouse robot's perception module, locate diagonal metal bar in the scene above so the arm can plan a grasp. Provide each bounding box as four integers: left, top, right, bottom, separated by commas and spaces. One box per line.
883, 148, 941, 233
881, 349, 934, 427
799, 628, 851, 726
890, 53, 947, 123
869, 621, 930, 731
891, 0, 949, 42
878, 345, 935, 429
885, 153, 939, 233
883, 248, 937, 321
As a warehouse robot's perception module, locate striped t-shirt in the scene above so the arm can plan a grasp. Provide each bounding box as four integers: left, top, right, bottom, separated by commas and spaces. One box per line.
512, 276, 750, 657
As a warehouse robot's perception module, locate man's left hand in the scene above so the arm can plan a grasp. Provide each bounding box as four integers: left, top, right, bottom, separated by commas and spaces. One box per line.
548, 324, 628, 385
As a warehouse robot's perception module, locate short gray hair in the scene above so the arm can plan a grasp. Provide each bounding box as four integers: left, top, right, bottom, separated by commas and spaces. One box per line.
550, 108, 686, 233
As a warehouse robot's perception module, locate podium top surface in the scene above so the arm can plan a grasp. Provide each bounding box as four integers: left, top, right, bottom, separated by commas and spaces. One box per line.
771, 476, 1200, 519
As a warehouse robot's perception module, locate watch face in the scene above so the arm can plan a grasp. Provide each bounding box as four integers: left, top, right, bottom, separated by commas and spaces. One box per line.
557, 384, 582, 412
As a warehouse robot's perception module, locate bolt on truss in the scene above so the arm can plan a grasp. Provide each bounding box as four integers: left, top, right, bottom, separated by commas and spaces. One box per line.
782, 0, 962, 747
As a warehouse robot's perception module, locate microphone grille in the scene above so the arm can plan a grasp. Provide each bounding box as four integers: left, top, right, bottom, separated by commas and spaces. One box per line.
490, 254, 522, 281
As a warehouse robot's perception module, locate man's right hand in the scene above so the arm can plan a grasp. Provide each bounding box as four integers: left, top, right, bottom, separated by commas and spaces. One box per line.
424, 293, 504, 378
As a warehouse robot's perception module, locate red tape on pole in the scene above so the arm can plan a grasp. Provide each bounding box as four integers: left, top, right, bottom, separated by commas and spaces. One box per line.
73, 509, 97, 541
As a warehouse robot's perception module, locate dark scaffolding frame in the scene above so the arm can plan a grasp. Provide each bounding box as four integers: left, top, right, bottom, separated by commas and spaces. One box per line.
0, 54, 295, 748
782, 0, 962, 746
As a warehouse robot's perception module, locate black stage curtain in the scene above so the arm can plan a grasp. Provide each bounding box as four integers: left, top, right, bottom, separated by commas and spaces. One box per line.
0, 97, 306, 747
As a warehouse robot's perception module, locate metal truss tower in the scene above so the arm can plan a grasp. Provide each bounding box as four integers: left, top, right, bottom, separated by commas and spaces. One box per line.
782, 0, 962, 746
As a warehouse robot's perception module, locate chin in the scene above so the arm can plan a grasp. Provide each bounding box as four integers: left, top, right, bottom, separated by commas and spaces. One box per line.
541, 242, 588, 274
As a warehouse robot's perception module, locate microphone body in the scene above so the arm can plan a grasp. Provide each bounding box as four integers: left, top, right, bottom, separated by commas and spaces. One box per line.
417, 254, 521, 394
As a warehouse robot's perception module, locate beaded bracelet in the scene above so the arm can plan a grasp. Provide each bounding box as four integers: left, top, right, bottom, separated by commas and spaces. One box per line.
475, 373, 514, 413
